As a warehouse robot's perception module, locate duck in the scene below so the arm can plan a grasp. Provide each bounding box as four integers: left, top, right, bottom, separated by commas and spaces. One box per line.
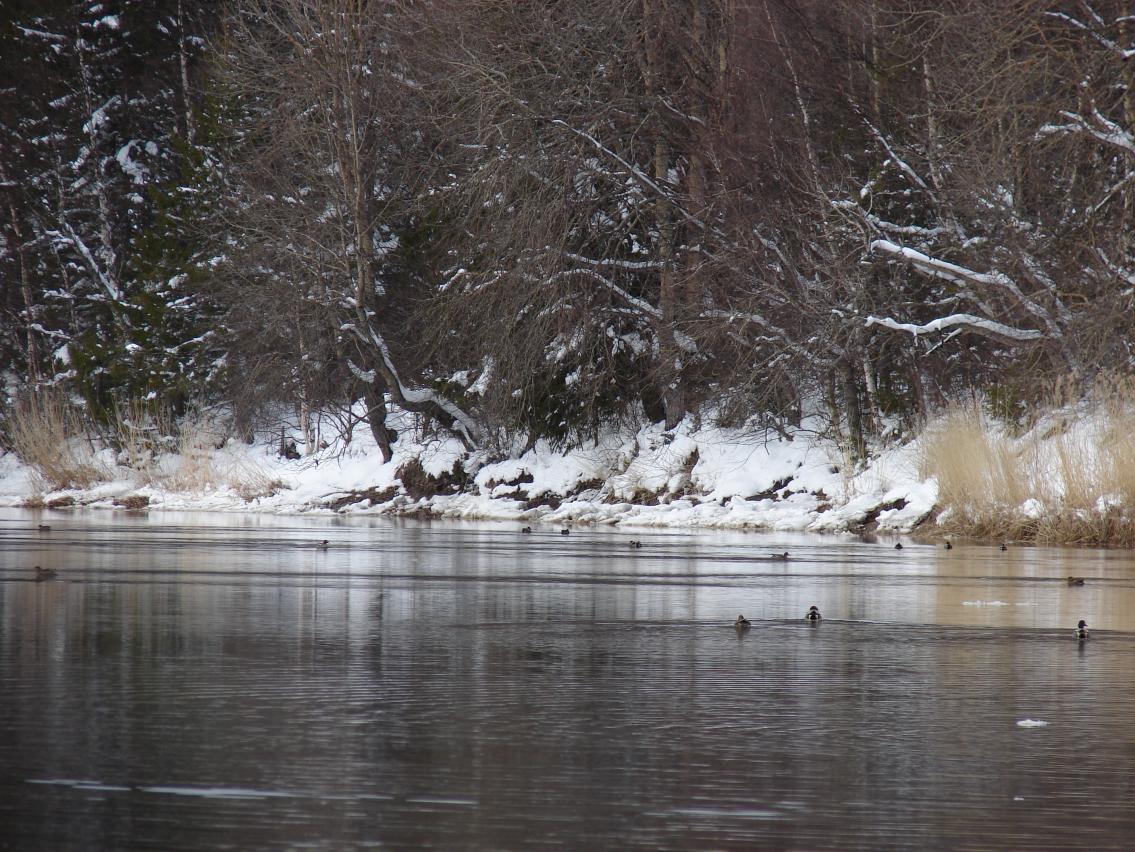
318, 540, 329, 549
1075, 619, 1089, 640
33, 566, 57, 581
770, 551, 789, 561
628, 539, 643, 549
894, 542, 903, 550
521, 526, 532, 534
37, 524, 51, 532
561, 528, 570, 536
1000, 543, 1008, 551
1066, 576, 1085, 586
944, 541, 953, 550
735, 615, 751, 629
805, 605, 821, 622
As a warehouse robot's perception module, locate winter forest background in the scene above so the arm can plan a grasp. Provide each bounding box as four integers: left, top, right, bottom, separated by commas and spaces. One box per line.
3, 0, 1134, 471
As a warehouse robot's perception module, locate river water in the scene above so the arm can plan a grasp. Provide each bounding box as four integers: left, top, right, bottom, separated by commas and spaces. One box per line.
2, 508, 1134, 850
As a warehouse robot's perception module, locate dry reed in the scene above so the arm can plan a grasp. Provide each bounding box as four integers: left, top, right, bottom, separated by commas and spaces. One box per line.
7, 391, 110, 489
922, 377, 1135, 545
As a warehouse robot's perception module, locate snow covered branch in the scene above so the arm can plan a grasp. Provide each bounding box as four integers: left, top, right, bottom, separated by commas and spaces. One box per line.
869, 239, 1062, 338
865, 314, 1043, 344
1045, 11, 1135, 60
49, 220, 122, 302
550, 119, 709, 235
548, 267, 661, 319
1038, 109, 1135, 159
342, 320, 482, 448
562, 252, 665, 272
701, 309, 834, 360
863, 120, 932, 195
870, 239, 1011, 289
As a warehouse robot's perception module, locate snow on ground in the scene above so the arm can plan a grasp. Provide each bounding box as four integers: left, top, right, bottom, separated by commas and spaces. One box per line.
0, 406, 937, 534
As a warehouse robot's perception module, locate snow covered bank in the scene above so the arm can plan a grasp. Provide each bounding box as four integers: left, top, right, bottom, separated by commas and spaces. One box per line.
0, 408, 936, 534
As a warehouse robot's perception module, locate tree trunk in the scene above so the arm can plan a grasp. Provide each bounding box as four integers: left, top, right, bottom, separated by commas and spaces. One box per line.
176, 0, 197, 145
862, 355, 879, 437
1, 158, 40, 384
363, 382, 395, 463
644, 0, 685, 429
842, 360, 864, 463
1121, 15, 1135, 251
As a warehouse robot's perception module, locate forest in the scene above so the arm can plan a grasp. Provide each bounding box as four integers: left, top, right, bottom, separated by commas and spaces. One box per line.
2, 0, 1133, 468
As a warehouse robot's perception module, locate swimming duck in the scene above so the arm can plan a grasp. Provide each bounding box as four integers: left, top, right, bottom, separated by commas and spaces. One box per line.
561, 528, 570, 536
37, 524, 51, 532
770, 551, 789, 561
944, 541, 953, 550
1075, 619, 1089, 640
521, 526, 532, 534
735, 615, 751, 629
805, 605, 821, 622
1066, 576, 1085, 586
318, 540, 329, 548
629, 540, 642, 549
1000, 543, 1008, 551
894, 542, 903, 550
33, 566, 57, 581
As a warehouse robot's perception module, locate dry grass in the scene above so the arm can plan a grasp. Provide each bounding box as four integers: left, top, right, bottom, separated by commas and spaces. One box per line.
7, 391, 110, 490
919, 402, 1030, 529
225, 458, 286, 502
922, 378, 1135, 545
110, 398, 174, 473
158, 414, 224, 492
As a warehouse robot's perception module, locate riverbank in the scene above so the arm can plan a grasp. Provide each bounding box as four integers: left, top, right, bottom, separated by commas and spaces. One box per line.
0, 409, 935, 535
8, 395, 1135, 543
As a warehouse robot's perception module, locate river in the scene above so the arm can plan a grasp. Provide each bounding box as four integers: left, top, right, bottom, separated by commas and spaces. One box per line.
2, 509, 1134, 850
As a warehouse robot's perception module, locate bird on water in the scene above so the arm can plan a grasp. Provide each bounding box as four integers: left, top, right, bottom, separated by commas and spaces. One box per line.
805, 605, 821, 622
1066, 576, 1085, 586
1075, 619, 1089, 640
735, 615, 751, 629
33, 566, 57, 581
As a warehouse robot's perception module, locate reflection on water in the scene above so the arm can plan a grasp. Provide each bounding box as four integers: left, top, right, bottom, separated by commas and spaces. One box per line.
2, 509, 1135, 850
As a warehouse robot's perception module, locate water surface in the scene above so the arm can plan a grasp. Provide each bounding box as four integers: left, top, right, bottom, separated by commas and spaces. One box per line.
2, 509, 1134, 850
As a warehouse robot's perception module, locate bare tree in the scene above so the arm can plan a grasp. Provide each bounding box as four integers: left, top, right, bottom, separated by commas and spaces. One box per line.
418, 0, 761, 440
213, 0, 480, 461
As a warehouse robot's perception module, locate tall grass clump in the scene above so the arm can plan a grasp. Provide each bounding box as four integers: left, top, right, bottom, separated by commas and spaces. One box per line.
158, 412, 284, 500
225, 457, 285, 502
7, 391, 110, 490
109, 397, 175, 474
159, 413, 223, 492
922, 376, 1135, 545
919, 401, 1038, 540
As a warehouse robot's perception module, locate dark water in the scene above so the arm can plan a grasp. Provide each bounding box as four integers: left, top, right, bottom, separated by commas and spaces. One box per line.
2, 510, 1135, 850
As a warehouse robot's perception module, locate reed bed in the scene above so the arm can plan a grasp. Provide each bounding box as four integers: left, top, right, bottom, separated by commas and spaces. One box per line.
921, 380, 1135, 545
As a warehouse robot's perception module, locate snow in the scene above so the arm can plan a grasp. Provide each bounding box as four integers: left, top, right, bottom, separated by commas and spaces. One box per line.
0, 404, 936, 536
114, 141, 148, 184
